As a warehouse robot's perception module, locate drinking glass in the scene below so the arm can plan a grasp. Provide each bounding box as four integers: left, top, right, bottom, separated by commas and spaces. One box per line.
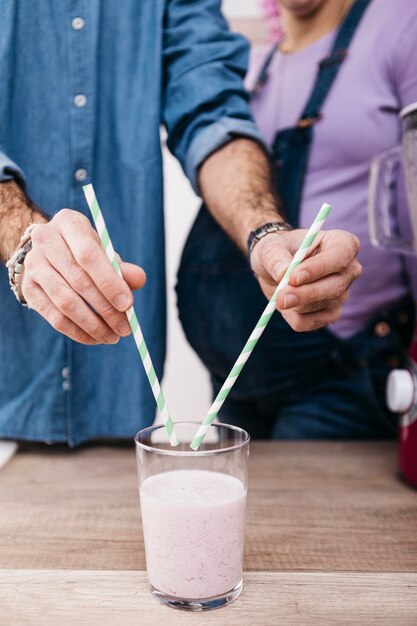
135, 421, 250, 611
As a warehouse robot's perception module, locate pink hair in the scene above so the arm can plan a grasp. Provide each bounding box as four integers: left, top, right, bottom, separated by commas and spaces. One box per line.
260, 0, 284, 42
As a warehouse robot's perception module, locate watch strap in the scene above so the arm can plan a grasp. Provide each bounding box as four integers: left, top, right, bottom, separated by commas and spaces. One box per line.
247, 221, 293, 258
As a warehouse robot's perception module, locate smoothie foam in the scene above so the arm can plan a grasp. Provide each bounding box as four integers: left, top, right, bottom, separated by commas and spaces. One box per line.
140, 469, 246, 599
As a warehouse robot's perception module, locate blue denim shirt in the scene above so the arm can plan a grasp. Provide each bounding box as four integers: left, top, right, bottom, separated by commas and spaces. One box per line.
0, 0, 264, 446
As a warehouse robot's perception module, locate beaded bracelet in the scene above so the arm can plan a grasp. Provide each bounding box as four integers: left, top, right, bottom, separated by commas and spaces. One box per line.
6, 224, 38, 306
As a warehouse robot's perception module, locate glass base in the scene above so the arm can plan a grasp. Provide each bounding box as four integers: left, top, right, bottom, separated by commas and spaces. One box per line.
150, 579, 243, 611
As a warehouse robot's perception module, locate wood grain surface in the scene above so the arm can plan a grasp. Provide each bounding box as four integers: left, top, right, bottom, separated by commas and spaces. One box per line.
1, 442, 416, 572
1, 571, 416, 626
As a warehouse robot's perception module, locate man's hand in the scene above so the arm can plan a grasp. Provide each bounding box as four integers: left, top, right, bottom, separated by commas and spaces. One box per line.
250, 229, 362, 332
21, 209, 146, 345
199, 138, 361, 332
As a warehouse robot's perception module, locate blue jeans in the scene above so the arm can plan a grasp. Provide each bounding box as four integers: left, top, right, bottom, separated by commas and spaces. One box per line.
176, 209, 414, 440
210, 358, 403, 440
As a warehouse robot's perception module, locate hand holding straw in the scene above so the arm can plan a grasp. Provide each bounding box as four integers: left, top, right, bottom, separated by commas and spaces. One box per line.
191, 202, 332, 450
83, 184, 179, 447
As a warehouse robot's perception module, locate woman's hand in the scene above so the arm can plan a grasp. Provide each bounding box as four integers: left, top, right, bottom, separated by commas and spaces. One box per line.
21, 209, 146, 344
250, 229, 362, 332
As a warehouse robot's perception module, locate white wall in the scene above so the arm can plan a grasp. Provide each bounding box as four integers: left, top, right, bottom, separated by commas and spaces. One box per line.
223, 0, 261, 17
160, 1, 261, 425
162, 145, 210, 424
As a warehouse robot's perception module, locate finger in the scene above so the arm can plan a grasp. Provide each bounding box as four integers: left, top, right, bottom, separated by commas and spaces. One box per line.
281, 290, 350, 315
277, 271, 355, 310
116, 253, 147, 291
119, 261, 147, 291
250, 233, 293, 284
28, 254, 120, 344
290, 235, 361, 287
54, 210, 134, 311
22, 280, 100, 345
41, 236, 132, 337
282, 300, 344, 333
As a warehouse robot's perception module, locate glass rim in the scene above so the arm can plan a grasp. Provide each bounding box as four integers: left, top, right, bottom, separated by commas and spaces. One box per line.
134, 421, 250, 457
400, 101, 417, 119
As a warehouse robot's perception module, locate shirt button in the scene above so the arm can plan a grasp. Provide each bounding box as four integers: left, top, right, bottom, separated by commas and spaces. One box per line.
374, 321, 391, 337
74, 94, 87, 108
75, 168, 88, 182
61, 367, 71, 379
62, 380, 71, 392
72, 17, 85, 30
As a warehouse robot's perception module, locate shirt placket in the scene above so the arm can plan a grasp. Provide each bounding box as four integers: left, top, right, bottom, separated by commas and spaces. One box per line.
69, 1, 94, 200
65, 0, 95, 444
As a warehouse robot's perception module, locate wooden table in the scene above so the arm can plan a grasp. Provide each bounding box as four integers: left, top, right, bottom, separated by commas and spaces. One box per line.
1, 442, 416, 625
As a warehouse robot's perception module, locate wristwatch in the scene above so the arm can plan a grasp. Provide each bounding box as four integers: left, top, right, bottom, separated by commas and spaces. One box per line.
247, 221, 293, 259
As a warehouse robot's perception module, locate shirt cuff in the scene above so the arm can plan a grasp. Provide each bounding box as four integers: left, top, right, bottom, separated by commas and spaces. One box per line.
185, 118, 270, 194
0, 151, 26, 187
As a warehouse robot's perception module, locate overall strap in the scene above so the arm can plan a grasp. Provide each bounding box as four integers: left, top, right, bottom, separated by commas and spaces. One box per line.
298, 0, 373, 129
250, 43, 279, 96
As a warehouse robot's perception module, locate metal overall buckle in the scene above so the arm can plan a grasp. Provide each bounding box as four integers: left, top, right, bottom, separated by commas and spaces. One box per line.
296, 114, 323, 129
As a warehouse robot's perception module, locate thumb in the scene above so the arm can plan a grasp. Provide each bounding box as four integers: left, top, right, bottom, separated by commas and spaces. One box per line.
270, 255, 292, 284
116, 253, 147, 291
251, 235, 293, 285
120, 261, 147, 291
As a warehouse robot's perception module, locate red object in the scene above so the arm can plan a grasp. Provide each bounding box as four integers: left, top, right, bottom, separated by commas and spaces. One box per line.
399, 329, 417, 487
409, 322, 417, 363
393, 332, 417, 488
399, 417, 417, 488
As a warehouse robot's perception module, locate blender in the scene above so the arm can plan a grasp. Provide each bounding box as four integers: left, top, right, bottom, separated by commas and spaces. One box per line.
369, 102, 417, 487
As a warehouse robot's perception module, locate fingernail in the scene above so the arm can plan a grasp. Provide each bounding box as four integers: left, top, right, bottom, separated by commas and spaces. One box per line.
296, 270, 309, 285
114, 294, 131, 311
105, 334, 120, 344
272, 262, 287, 282
284, 293, 298, 309
117, 321, 131, 336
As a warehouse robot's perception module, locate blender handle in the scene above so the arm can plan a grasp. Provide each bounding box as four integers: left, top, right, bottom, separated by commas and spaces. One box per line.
368, 145, 414, 255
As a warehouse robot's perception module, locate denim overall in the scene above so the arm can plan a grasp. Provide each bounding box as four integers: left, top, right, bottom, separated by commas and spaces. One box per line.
176, 0, 415, 439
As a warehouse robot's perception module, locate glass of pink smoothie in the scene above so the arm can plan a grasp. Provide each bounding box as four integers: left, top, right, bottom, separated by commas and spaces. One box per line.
135, 421, 249, 611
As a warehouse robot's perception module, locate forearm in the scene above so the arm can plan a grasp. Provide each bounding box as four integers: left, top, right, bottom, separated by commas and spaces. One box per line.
198, 138, 284, 252
0, 180, 48, 263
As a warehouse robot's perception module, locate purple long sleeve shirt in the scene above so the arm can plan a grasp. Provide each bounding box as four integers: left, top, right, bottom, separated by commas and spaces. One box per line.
247, 0, 417, 337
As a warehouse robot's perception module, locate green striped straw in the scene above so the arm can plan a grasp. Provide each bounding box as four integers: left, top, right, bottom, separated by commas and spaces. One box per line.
83, 184, 179, 447
191, 202, 332, 450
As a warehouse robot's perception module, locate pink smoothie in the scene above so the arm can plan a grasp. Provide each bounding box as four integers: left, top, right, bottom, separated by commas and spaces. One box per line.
139, 469, 247, 599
